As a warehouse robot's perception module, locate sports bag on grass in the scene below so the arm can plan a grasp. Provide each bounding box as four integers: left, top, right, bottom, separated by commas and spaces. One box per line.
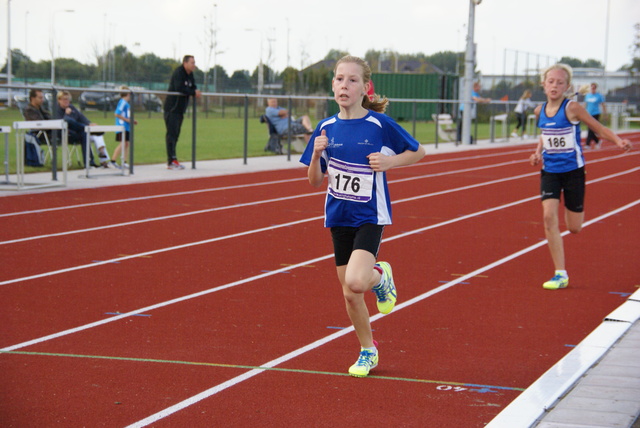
25, 132, 45, 167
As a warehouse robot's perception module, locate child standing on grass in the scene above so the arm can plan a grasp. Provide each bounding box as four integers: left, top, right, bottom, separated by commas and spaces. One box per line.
511, 89, 536, 139
300, 55, 425, 377
530, 64, 631, 290
111, 88, 137, 169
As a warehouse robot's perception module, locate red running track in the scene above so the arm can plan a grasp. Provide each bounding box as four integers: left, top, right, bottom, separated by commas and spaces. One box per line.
1, 136, 639, 427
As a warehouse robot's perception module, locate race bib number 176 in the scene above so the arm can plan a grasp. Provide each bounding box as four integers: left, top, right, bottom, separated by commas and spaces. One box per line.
327, 158, 374, 203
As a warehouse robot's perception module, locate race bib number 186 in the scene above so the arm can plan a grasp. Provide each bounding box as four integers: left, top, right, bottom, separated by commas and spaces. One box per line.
327, 158, 374, 203
542, 126, 576, 153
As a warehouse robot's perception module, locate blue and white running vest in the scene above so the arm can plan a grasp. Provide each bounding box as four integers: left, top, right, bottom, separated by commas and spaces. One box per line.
537, 98, 584, 173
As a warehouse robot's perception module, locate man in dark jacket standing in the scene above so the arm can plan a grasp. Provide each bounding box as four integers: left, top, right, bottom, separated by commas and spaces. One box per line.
164, 55, 201, 170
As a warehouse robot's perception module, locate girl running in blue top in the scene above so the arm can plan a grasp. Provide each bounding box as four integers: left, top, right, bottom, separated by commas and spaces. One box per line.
530, 64, 631, 290
300, 55, 425, 377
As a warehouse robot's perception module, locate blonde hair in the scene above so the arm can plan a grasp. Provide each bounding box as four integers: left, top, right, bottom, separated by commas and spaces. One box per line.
56, 90, 71, 101
520, 89, 532, 99
578, 84, 591, 96
119, 86, 130, 98
540, 63, 573, 85
540, 63, 574, 99
334, 55, 388, 113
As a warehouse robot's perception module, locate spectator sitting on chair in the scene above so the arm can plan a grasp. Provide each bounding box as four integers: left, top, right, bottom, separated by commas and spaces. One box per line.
23, 89, 52, 144
54, 90, 111, 168
265, 98, 313, 143
24, 89, 51, 121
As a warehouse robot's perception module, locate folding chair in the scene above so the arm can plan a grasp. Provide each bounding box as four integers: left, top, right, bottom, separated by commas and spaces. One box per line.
260, 114, 307, 154
67, 134, 84, 167
260, 114, 283, 154
34, 130, 53, 164
17, 97, 55, 165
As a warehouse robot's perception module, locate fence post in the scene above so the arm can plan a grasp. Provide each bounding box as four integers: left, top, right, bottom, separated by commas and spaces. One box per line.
412, 101, 417, 138
129, 91, 135, 174
51, 88, 58, 181
473, 116, 478, 144
243, 95, 249, 165
191, 95, 197, 169
286, 97, 293, 161
434, 111, 440, 149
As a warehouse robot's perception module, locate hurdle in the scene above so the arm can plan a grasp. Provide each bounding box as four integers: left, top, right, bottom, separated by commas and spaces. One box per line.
11, 119, 69, 191
489, 113, 508, 142
82, 125, 126, 179
1, 126, 10, 185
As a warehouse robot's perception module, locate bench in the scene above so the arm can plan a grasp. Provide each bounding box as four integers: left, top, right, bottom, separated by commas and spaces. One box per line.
527, 114, 539, 137
623, 116, 640, 130
490, 113, 508, 142
432, 114, 457, 142
260, 115, 307, 154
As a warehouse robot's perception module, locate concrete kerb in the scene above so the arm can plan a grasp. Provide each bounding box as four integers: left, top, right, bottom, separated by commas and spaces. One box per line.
0, 137, 536, 197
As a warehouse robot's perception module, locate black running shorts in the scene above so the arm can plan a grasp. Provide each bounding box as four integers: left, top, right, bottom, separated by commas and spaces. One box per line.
330, 224, 385, 267
540, 167, 585, 212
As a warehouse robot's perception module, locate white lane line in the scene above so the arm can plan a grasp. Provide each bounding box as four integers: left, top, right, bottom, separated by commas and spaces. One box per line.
2, 166, 637, 286
0, 159, 529, 245
125, 199, 640, 428
0, 216, 322, 286
3, 151, 634, 246
0, 148, 535, 219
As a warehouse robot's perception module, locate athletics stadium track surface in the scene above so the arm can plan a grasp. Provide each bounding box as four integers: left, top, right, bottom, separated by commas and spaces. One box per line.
1, 135, 639, 427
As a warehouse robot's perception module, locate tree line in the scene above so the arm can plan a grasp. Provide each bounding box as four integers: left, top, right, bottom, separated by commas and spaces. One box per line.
1, 45, 463, 95
2, 41, 636, 95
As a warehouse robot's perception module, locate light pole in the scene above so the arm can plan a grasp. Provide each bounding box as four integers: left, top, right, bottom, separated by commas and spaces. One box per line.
50, 9, 74, 85
461, 0, 482, 145
244, 28, 264, 95
7, 0, 12, 107
24, 11, 28, 84
602, 0, 611, 94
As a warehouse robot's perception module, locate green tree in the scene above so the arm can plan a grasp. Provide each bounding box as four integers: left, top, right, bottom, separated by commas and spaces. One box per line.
55, 57, 95, 81
324, 49, 349, 61
206, 65, 229, 92
281, 66, 301, 94
228, 70, 251, 92
425, 51, 461, 74
583, 58, 604, 68
559, 56, 586, 68
621, 22, 640, 71
135, 53, 178, 84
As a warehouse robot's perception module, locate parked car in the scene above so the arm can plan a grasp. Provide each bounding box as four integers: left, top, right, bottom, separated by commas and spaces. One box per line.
128, 86, 163, 112
0, 88, 8, 107
79, 83, 119, 111
0, 82, 30, 107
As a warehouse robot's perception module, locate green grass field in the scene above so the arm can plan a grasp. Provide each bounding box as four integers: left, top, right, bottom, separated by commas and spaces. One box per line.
0, 106, 503, 174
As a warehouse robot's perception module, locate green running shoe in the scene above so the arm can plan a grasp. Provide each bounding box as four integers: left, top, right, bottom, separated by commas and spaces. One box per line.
372, 262, 397, 314
543, 274, 569, 290
348, 348, 379, 377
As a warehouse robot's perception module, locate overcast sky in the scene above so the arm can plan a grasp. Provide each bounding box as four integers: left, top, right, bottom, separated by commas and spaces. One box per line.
1, 0, 638, 79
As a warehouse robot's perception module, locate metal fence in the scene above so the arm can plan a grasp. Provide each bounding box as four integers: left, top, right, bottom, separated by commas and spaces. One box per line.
4, 83, 635, 175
